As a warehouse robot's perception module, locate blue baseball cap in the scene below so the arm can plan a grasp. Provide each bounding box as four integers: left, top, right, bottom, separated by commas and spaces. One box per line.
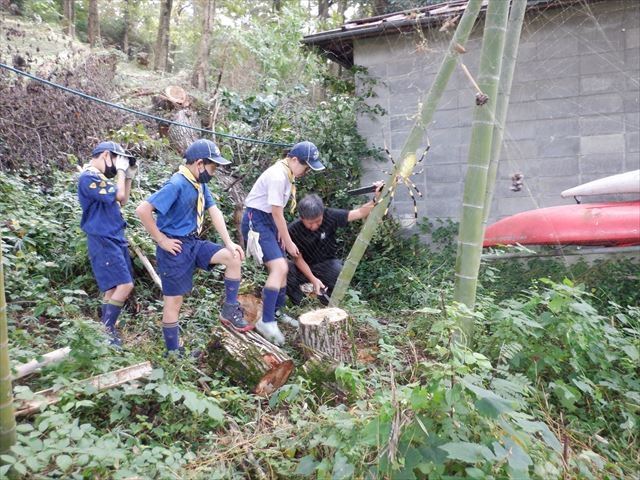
288, 141, 325, 171
184, 139, 231, 165
91, 141, 135, 158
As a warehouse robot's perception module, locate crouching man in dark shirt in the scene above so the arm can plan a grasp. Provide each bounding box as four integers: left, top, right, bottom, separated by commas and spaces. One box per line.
287, 184, 382, 305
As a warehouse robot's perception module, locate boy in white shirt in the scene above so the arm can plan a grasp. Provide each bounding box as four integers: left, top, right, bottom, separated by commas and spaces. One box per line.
241, 141, 325, 345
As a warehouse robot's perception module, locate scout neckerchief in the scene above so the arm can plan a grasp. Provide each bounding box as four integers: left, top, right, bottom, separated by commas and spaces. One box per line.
277, 159, 296, 214
178, 165, 204, 235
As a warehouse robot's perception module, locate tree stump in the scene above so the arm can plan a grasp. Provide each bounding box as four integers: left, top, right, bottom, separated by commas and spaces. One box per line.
299, 307, 352, 363
207, 326, 294, 397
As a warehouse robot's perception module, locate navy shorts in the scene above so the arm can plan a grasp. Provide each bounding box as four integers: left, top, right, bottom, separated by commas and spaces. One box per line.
156, 235, 223, 296
241, 208, 285, 263
87, 235, 134, 292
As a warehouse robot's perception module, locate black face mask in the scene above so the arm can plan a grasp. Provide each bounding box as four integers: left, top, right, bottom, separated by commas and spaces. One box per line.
104, 157, 117, 179
198, 167, 213, 184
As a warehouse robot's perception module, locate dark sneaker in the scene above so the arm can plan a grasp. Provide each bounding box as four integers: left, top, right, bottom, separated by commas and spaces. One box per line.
220, 302, 254, 332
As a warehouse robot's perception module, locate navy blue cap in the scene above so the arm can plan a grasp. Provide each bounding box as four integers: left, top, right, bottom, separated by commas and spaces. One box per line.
91, 141, 135, 158
288, 141, 324, 171
184, 139, 231, 165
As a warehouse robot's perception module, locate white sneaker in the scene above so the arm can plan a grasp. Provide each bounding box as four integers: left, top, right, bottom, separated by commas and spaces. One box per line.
255, 319, 285, 346
276, 311, 299, 328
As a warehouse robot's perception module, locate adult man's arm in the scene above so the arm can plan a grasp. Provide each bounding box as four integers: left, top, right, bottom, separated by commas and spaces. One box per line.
294, 254, 326, 295
347, 181, 384, 222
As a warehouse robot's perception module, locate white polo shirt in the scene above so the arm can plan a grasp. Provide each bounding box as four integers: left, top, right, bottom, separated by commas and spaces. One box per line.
244, 163, 292, 213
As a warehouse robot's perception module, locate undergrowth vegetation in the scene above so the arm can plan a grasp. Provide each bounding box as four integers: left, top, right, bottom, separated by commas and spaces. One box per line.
1, 152, 638, 478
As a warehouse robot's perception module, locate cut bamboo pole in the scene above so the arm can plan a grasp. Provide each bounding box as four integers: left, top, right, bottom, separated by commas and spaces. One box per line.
128, 236, 162, 289
331, 0, 483, 305
453, 0, 511, 342
207, 327, 294, 397
15, 361, 153, 417
0, 236, 16, 452
12, 347, 71, 380
299, 308, 351, 363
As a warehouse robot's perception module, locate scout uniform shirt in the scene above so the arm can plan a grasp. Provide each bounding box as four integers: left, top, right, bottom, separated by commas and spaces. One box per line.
78, 166, 126, 241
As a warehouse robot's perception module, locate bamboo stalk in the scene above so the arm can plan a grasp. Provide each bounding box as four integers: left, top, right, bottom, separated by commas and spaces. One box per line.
0, 237, 16, 452
12, 347, 71, 380
330, 0, 484, 305
453, 0, 511, 342
15, 361, 153, 417
483, 0, 528, 222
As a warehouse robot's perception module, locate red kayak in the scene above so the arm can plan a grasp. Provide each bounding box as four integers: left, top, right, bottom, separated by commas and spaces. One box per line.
484, 201, 640, 247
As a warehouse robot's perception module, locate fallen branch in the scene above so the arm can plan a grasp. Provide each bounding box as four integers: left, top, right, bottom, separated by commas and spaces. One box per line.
12, 347, 71, 380
128, 237, 162, 289
16, 361, 153, 417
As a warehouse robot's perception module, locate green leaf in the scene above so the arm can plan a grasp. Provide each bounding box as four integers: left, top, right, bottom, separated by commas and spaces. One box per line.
332, 452, 355, 480
439, 442, 496, 463
56, 454, 73, 471
622, 344, 639, 361
295, 455, 318, 476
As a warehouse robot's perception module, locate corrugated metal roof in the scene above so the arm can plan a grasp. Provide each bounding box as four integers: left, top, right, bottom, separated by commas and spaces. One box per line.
302, 0, 595, 68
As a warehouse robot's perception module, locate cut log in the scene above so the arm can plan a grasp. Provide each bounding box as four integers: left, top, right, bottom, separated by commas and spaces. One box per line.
299, 307, 352, 363
16, 361, 153, 417
168, 109, 199, 155
12, 347, 71, 380
207, 326, 294, 397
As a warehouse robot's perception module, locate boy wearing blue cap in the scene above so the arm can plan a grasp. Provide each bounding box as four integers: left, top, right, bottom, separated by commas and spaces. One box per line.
78, 141, 138, 346
136, 139, 251, 356
241, 141, 325, 345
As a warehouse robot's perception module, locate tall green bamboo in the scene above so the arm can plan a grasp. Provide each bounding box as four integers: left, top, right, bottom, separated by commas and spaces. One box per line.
453, 0, 510, 342
483, 0, 528, 223
0, 237, 16, 453
330, 0, 483, 305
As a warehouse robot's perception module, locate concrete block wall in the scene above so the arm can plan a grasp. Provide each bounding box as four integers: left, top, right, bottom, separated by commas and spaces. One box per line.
355, 0, 639, 228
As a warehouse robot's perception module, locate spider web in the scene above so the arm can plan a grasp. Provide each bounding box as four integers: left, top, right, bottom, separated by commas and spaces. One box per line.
352, 0, 638, 272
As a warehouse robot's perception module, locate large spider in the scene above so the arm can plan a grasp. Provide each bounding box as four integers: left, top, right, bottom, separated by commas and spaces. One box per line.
375, 139, 430, 219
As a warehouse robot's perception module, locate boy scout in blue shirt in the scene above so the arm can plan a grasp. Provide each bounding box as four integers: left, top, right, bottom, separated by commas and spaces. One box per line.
78, 141, 138, 346
136, 139, 251, 356
241, 141, 325, 345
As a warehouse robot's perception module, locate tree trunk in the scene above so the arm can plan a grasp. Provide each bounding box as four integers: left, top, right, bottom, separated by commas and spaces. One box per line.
62, 0, 75, 37
87, 0, 101, 48
207, 327, 294, 396
122, 0, 130, 56
371, 0, 388, 15
483, 0, 527, 223
318, 0, 332, 20
154, 0, 173, 72
453, 0, 510, 343
299, 307, 352, 363
0, 237, 16, 452
191, 0, 216, 90
330, 0, 483, 306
